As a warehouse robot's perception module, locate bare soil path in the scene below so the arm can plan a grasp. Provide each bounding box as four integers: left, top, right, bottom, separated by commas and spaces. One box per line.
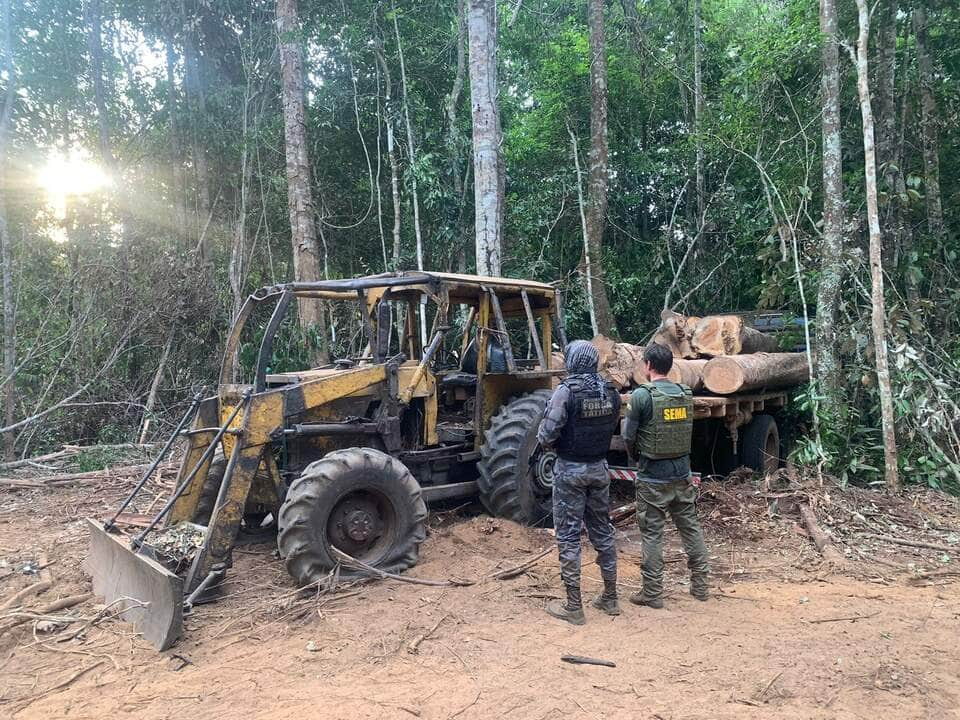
2, 473, 959, 720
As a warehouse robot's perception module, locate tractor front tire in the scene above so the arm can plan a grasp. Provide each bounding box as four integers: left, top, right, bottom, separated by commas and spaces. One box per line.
478, 390, 555, 527
276, 448, 427, 585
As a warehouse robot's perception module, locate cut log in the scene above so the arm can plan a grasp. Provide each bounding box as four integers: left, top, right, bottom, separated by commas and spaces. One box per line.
590, 336, 645, 390
702, 353, 808, 394
605, 342, 644, 389
690, 315, 779, 357
652, 309, 698, 358
691, 314, 742, 357
739, 325, 779, 354
666, 358, 708, 392
590, 334, 617, 369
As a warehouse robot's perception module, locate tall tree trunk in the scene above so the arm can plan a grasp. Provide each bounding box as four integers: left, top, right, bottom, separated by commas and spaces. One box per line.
276, 0, 327, 358
467, 0, 504, 277
692, 0, 705, 221
183, 2, 210, 254
874, 0, 898, 256
0, 200, 13, 461
851, 0, 899, 490
138, 332, 173, 444
446, 0, 468, 268
815, 0, 845, 420
892, 15, 919, 312
392, 4, 427, 346
229, 80, 254, 323
1, 0, 16, 461
85, 0, 115, 171
585, 0, 617, 337
373, 33, 402, 268
568, 124, 598, 337
165, 33, 186, 247
914, 7, 944, 244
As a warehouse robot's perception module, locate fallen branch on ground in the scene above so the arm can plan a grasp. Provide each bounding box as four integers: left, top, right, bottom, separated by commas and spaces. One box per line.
858, 533, 959, 554
0, 593, 91, 634
799, 503, 845, 565
908, 568, 960, 584
0, 461, 177, 488
330, 548, 474, 587
755, 670, 784, 702
488, 547, 554, 581
561, 655, 616, 668
0, 580, 53, 611
0, 449, 76, 471
407, 614, 448, 654
855, 548, 908, 570
807, 611, 879, 624
58, 596, 147, 642
9, 660, 105, 708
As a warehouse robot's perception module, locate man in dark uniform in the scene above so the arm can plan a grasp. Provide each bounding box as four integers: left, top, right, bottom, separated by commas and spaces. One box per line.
622, 343, 709, 608
537, 340, 622, 625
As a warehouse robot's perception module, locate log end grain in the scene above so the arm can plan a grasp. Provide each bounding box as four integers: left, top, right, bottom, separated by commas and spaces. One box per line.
702, 357, 746, 394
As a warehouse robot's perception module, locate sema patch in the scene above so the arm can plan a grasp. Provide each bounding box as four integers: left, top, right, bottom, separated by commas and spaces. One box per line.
662, 406, 688, 422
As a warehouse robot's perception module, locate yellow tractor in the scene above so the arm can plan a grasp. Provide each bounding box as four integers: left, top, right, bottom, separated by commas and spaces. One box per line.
87, 272, 569, 649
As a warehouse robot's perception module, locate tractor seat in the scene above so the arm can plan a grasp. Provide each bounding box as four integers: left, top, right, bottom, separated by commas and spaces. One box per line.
440, 372, 477, 389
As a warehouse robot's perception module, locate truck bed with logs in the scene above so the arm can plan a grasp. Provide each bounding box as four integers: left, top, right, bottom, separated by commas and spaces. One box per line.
604, 388, 789, 481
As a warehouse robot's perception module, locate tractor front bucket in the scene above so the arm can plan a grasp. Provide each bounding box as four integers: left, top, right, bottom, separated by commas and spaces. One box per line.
84, 519, 184, 650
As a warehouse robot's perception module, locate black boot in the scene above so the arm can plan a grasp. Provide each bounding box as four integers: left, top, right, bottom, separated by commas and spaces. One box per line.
690, 573, 710, 601
591, 570, 620, 616
546, 584, 586, 625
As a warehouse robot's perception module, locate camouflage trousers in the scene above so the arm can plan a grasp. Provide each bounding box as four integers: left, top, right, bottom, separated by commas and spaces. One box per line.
636, 479, 709, 599
552, 459, 618, 590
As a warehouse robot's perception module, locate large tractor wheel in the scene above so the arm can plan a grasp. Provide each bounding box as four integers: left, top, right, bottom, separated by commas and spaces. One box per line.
478, 390, 555, 527
276, 448, 427, 585
740, 414, 781, 476
192, 451, 275, 529
192, 452, 226, 526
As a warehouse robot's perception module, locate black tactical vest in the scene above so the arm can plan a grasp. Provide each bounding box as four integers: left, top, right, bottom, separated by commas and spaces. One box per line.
555, 375, 621, 463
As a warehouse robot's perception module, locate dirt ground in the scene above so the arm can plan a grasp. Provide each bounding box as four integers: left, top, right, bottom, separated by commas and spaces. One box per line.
2, 469, 960, 720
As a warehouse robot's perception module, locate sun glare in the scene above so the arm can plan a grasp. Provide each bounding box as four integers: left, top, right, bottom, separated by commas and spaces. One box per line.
38, 152, 111, 208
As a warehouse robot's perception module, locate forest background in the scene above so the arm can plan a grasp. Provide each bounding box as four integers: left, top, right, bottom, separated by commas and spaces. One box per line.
0, 0, 957, 492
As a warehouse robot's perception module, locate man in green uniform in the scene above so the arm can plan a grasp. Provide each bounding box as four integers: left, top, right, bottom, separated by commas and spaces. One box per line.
622, 343, 709, 608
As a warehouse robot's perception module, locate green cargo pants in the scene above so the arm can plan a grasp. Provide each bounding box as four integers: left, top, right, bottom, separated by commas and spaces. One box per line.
636, 479, 709, 599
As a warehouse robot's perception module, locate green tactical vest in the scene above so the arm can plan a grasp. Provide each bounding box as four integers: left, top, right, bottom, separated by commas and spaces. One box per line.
635, 382, 694, 460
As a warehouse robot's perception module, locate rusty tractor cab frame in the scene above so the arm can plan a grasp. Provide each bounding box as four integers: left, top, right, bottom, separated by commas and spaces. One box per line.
178, 273, 565, 584
86, 272, 568, 649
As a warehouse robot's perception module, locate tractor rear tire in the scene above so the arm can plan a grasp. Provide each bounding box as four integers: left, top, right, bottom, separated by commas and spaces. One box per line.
276, 447, 427, 585
192, 452, 225, 526
192, 452, 275, 529
740, 414, 781, 476
478, 390, 555, 527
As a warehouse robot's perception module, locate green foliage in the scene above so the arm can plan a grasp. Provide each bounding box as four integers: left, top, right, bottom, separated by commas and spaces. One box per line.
0, 0, 958, 495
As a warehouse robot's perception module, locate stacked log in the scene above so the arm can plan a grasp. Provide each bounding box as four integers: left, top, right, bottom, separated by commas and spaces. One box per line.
652, 310, 700, 359
590, 335, 645, 390
702, 353, 809, 394
556, 311, 806, 397
665, 358, 708, 392
689, 315, 778, 357
655, 311, 779, 358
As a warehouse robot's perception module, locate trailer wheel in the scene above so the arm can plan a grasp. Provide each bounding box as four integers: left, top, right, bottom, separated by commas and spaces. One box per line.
277, 448, 427, 585
740, 414, 781, 475
478, 390, 554, 527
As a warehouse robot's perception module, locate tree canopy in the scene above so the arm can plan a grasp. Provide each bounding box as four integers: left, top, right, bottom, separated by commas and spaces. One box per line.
0, 0, 958, 490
